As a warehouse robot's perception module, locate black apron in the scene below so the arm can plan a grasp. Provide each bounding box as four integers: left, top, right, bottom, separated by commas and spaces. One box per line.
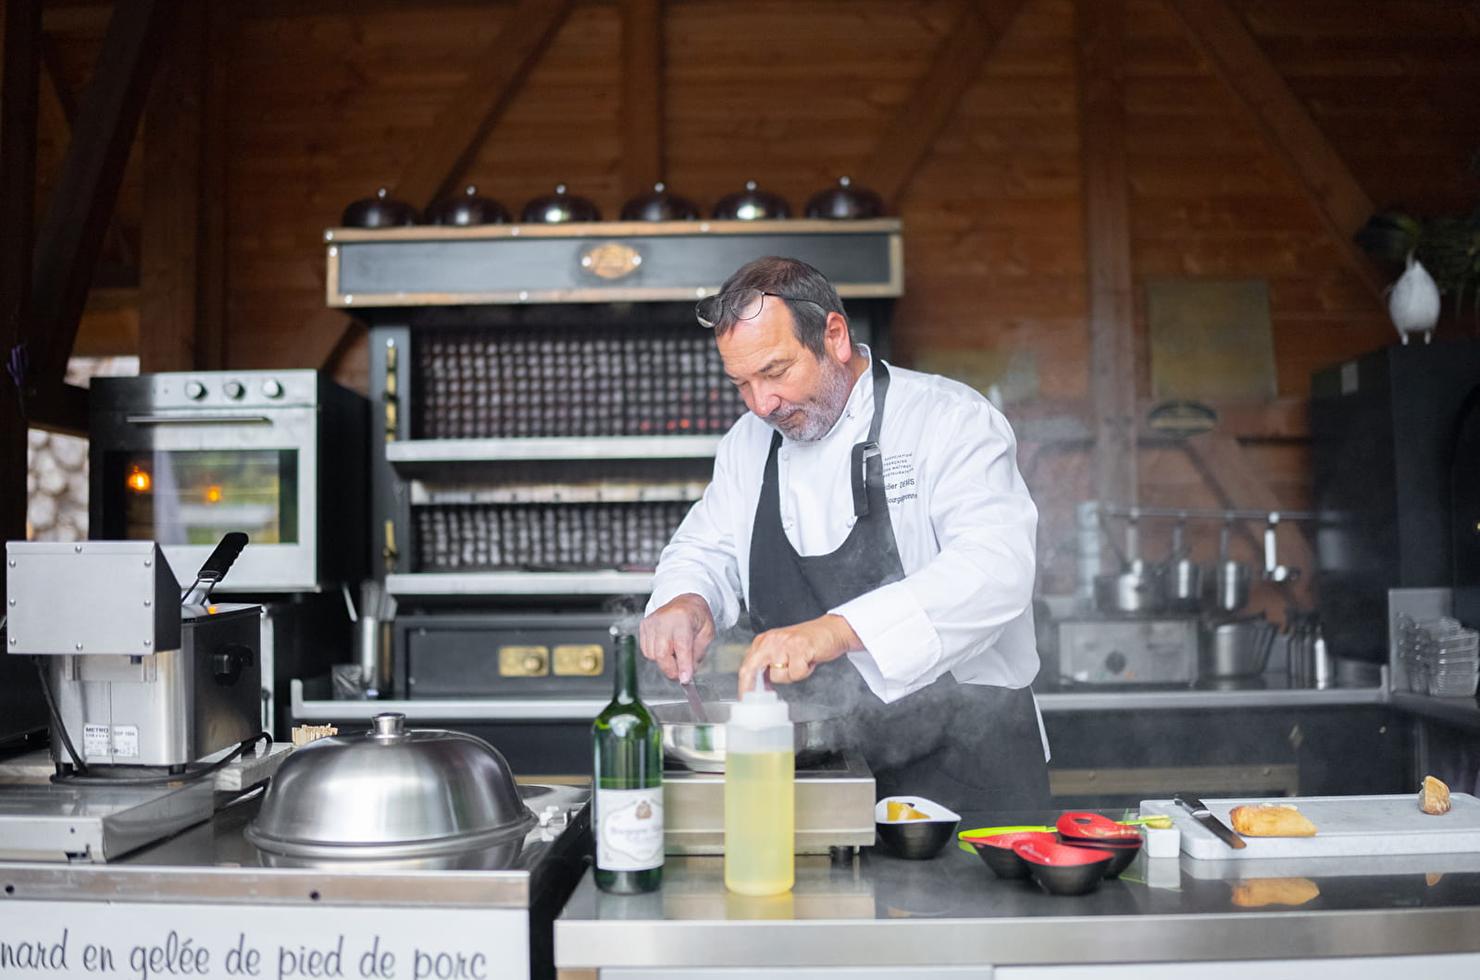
747, 358, 1049, 813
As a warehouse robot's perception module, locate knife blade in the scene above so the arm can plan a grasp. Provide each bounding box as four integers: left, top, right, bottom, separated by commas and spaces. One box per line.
1173, 795, 1247, 849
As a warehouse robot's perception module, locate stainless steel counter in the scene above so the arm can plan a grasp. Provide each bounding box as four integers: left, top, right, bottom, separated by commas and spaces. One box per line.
556, 812, 1480, 973
0, 784, 588, 907
293, 677, 1389, 722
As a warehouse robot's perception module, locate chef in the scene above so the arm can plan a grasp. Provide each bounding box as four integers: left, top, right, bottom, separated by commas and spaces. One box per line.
639, 256, 1049, 810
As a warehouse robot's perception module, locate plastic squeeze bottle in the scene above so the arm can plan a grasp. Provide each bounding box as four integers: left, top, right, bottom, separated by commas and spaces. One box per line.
724, 673, 795, 895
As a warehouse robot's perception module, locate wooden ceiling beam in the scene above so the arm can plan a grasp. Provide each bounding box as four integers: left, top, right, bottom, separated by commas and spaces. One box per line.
140, 2, 206, 373
1, 0, 43, 573
28, 0, 178, 400
1077, 0, 1138, 509
38, 32, 138, 276
619, 0, 664, 197
857, 0, 1030, 208
393, 0, 574, 210
1167, 0, 1387, 301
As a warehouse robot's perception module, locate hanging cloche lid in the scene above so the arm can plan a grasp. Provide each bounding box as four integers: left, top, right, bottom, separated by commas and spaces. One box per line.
520, 183, 602, 223
711, 180, 791, 221
620, 181, 701, 221
425, 184, 511, 226
804, 176, 885, 220
340, 187, 420, 228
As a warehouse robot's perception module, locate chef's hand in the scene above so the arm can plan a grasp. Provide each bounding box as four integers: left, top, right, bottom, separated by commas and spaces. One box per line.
739, 614, 861, 695
639, 593, 716, 684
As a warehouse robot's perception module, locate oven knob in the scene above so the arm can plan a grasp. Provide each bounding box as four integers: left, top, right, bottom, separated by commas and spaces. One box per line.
1104, 650, 1128, 675
261, 379, 284, 399
185, 380, 207, 400
223, 380, 245, 400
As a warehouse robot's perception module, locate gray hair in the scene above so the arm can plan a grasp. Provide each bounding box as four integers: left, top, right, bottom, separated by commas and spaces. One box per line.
713, 256, 847, 357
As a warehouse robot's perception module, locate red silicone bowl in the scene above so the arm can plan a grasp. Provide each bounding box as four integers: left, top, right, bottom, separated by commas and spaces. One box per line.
1056, 811, 1141, 845
1058, 836, 1142, 878
1013, 838, 1115, 896
962, 831, 1058, 880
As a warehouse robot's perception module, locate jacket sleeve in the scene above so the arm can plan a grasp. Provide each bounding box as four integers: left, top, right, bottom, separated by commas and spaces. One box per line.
830, 397, 1037, 701
645, 435, 744, 629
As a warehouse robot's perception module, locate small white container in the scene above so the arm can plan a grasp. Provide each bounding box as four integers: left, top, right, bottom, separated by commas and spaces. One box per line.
1141, 825, 1181, 859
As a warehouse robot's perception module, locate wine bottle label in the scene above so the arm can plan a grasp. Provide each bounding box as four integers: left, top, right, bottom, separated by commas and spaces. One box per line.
596, 787, 664, 871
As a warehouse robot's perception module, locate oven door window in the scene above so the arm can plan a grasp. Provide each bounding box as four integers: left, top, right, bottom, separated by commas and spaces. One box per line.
102, 450, 299, 545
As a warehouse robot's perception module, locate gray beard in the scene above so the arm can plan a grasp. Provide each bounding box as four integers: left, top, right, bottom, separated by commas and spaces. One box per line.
761, 356, 856, 443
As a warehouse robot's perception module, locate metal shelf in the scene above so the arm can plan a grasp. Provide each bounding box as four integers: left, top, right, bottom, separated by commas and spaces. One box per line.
386, 435, 724, 465
386, 570, 653, 596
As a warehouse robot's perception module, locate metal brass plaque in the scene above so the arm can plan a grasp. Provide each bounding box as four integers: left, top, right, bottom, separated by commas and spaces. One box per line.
553, 644, 604, 676
581, 242, 642, 280
1148, 278, 1276, 401
498, 645, 550, 677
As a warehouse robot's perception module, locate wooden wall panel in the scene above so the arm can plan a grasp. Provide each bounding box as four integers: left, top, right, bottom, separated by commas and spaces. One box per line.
20, 0, 1480, 603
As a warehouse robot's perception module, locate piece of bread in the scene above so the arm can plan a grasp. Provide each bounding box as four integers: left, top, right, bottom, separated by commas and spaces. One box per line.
1420, 775, 1452, 815
1231, 877, 1320, 908
1229, 803, 1318, 837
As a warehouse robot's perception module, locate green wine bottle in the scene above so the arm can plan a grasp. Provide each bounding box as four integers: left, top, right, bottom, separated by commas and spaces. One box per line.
593, 627, 663, 893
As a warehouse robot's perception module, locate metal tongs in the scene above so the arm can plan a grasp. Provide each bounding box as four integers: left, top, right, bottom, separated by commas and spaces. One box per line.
181, 532, 249, 606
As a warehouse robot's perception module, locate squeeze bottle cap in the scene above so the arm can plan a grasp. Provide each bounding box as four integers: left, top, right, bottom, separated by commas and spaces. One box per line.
728, 671, 791, 728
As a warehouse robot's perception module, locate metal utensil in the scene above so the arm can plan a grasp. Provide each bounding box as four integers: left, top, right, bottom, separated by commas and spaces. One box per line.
1172, 795, 1246, 849
680, 680, 709, 723
1167, 519, 1202, 612
181, 532, 248, 605
1211, 521, 1250, 614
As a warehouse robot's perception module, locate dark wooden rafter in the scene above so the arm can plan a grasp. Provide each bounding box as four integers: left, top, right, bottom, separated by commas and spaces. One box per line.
1167, 0, 1387, 301
39, 33, 138, 275
1, 0, 43, 577
1076, 0, 1138, 509
196, 0, 235, 371
393, 0, 575, 209
28, 0, 180, 421
619, 0, 664, 196
857, 0, 1029, 207
141, 2, 206, 372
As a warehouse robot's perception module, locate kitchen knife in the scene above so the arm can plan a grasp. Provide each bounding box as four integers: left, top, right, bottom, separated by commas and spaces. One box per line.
1173, 795, 1247, 849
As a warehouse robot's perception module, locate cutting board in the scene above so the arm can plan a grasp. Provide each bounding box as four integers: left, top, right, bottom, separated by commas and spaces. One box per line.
1140, 794, 1480, 860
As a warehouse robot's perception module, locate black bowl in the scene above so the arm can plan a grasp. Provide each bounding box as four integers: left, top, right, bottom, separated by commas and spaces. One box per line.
1013, 839, 1114, 896
877, 817, 960, 860
1060, 836, 1141, 878
962, 831, 1056, 879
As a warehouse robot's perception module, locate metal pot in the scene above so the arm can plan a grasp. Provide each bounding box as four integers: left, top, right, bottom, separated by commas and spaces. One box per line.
245, 713, 535, 861
425, 184, 510, 226
1207, 522, 1250, 613
1200, 616, 1277, 679
711, 180, 791, 221
804, 176, 884, 219
620, 181, 700, 221
520, 183, 601, 223
653, 700, 842, 773
341, 187, 420, 228
1093, 560, 1166, 615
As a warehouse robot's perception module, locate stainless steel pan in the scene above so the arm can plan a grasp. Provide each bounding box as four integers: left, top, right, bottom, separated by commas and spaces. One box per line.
653, 700, 844, 773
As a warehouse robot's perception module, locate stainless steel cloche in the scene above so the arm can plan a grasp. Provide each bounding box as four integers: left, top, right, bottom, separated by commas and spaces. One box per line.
246, 713, 536, 860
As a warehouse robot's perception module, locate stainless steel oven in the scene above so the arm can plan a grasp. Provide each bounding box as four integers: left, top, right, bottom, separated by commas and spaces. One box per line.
89, 370, 367, 593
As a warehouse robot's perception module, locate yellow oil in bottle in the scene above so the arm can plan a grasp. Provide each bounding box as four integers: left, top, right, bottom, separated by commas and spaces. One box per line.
724, 749, 795, 896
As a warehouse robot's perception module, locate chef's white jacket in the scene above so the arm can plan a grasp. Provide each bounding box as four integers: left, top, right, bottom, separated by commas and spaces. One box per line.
647, 349, 1043, 710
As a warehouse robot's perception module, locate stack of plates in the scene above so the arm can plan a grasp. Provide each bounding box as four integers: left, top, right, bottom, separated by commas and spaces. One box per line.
1398, 615, 1479, 697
